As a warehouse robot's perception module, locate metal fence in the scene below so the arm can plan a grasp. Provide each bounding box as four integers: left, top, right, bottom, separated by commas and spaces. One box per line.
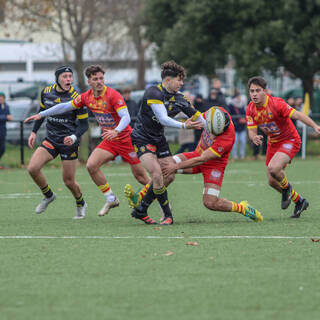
6, 114, 320, 166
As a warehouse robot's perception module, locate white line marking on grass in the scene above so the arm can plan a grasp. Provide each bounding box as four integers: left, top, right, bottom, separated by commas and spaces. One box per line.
0, 193, 71, 199
0, 235, 318, 240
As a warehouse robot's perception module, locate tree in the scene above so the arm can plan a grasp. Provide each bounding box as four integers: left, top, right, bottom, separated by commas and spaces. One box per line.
144, 0, 320, 109
229, 0, 320, 107
110, 0, 151, 90
8, 0, 119, 91
143, 0, 235, 76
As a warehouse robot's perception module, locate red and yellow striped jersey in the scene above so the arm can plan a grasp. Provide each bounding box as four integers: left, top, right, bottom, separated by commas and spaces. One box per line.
246, 95, 300, 144
72, 85, 131, 139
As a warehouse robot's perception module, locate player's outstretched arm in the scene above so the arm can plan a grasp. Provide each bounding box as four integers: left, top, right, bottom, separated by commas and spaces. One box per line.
163, 149, 217, 176
24, 113, 41, 123
184, 117, 203, 130
151, 103, 184, 128
24, 101, 74, 123
291, 110, 320, 134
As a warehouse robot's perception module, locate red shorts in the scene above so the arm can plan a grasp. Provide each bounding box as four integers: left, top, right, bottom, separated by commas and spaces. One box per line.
182, 151, 227, 186
266, 139, 301, 166
97, 135, 140, 165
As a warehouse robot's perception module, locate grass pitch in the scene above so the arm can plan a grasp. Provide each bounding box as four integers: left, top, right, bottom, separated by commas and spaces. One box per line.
0, 158, 320, 320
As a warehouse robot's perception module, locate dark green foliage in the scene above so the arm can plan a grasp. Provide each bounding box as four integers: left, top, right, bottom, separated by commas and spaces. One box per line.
144, 0, 320, 107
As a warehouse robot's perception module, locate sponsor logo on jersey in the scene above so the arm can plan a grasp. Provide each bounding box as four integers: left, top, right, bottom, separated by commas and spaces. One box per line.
140, 146, 146, 153
95, 113, 116, 128
128, 152, 138, 159
70, 152, 77, 158
146, 144, 157, 152
44, 99, 55, 106
42, 140, 54, 150
211, 169, 222, 180
48, 116, 69, 123
159, 151, 170, 157
117, 100, 123, 106
282, 143, 293, 150
152, 116, 160, 124
246, 115, 253, 124
54, 98, 61, 103
267, 112, 273, 119
218, 147, 224, 153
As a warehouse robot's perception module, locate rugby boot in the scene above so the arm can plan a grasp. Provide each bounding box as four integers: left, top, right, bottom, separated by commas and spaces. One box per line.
124, 184, 141, 209
73, 202, 88, 220
98, 196, 120, 216
160, 216, 174, 225
290, 198, 309, 219
240, 201, 263, 222
131, 208, 157, 225
35, 192, 56, 214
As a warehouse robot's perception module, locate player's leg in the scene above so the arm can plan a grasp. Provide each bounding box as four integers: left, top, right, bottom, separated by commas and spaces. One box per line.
27, 145, 56, 213
112, 136, 151, 208
267, 150, 307, 216
125, 163, 151, 209
130, 153, 161, 225
130, 163, 150, 185
86, 147, 119, 216
202, 183, 263, 222
61, 159, 87, 219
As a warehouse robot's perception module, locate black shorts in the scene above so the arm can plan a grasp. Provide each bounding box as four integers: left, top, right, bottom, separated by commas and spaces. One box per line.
132, 134, 171, 159
40, 138, 79, 161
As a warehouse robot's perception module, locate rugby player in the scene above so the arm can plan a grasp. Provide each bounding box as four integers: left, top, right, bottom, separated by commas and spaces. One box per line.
162, 106, 263, 222
27, 66, 89, 219
127, 61, 203, 225
25, 65, 150, 217
246, 76, 320, 218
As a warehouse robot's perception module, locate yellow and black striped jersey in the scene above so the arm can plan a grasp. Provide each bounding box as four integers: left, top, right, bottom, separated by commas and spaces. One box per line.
132, 83, 197, 142
40, 84, 88, 146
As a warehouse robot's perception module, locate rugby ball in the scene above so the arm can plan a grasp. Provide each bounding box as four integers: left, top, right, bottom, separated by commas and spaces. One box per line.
206, 107, 226, 135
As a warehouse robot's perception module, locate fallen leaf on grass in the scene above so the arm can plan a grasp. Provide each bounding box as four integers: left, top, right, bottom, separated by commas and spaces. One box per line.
186, 241, 199, 246
311, 238, 320, 242
154, 227, 161, 230
164, 251, 174, 256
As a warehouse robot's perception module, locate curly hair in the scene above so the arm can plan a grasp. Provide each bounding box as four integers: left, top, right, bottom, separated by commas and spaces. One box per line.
85, 65, 105, 79
160, 60, 186, 80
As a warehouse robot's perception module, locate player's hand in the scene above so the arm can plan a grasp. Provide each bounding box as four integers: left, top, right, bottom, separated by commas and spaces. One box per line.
313, 125, 320, 135
7, 115, 13, 121
28, 132, 36, 149
64, 135, 76, 146
24, 113, 41, 123
102, 129, 118, 140
184, 117, 203, 130
252, 134, 263, 146
162, 162, 178, 177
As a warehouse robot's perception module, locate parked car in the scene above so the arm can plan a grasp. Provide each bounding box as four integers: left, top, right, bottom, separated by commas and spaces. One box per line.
6, 99, 46, 144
